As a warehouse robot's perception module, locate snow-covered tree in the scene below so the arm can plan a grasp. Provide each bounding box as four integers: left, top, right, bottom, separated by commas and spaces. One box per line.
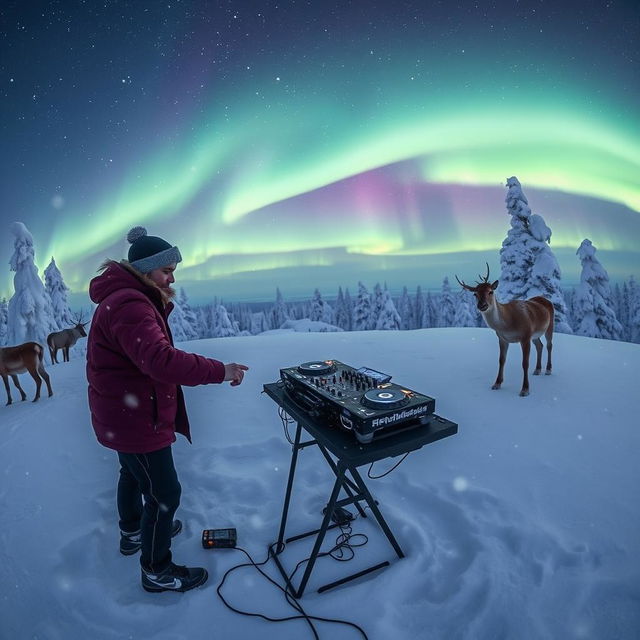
309, 289, 333, 323
572, 239, 623, 340
353, 282, 372, 331
334, 287, 351, 331
618, 281, 630, 341
425, 291, 438, 328
177, 288, 200, 340
250, 311, 270, 335
396, 286, 413, 330
270, 288, 289, 329
375, 289, 401, 330
370, 283, 385, 330
196, 306, 210, 338
210, 304, 237, 338
499, 176, 533, 301
438, 277, 456, 327
0, 298, 8, 346
414, 286, 425, 329
168, 299, 195, 342
343, 288, 353, 331
453, 289, 476, 327
44, 257, 72, 330
7, 222, 58, 346
498, 177, 571, 333
627, 276, 640, 343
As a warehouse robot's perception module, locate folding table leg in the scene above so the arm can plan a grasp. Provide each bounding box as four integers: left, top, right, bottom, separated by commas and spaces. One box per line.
347, 465, 405, 559
294, 471, 344, 597
275, 421, 303, 553
316, 445, 367, 518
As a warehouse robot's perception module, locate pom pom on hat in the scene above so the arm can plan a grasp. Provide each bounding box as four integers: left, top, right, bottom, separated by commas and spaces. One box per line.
126, 225, 182, 273
127, 226, 148, 244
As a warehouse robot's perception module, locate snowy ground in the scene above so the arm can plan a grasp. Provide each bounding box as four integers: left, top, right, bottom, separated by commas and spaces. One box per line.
1, 328, 639, 640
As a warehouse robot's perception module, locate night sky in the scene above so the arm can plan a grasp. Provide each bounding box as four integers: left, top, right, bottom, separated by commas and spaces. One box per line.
1, 0, 638, 303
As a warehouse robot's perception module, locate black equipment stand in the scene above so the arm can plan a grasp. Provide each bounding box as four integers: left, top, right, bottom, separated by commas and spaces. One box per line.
263, 382, 458, 598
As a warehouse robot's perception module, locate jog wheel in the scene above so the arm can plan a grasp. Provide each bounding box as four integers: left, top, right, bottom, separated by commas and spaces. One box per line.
360, 387, 409, 410
297, 361, 336, 376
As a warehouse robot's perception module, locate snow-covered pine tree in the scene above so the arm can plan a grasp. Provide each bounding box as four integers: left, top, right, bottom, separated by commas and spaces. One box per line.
44, 257, 73, 330
353, 282, 372, 331
453, 289, 476, 327
438, 277, 456, 327
396, 286, 413, 330
270, 287, 289, 329
334, 287, 350, 331
309, 289, 333, 323
414, 286, 425, 329
627, 276, 640, 343
250, 311, 270, 334
527, 226, 572, 333
0, 298, 8, 346
375, 288, 401, 330
498, 177, 571, 333
211, 304, 237, 337
343, 288, 353, 331
572, 239, 623, 340
369, 283, 385, 330
168, 299, 194, 342
424, 290, 436, 328
196, 306, 210, 338
177, 288, 200, 339
7, 222, 58, 346
499, 176, 533, 302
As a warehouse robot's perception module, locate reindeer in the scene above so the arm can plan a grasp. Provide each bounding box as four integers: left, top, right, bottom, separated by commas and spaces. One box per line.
456, 264, 554, 396
0, 342, 53, 405
47, 311, 88, 363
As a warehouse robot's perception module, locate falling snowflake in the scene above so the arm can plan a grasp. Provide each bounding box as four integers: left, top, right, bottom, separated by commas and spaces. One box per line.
452, 476, 469, 492
123, 393, 139, 409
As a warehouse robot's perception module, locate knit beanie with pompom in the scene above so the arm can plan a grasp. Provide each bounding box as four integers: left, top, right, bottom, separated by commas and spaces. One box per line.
126, 226, 182, 274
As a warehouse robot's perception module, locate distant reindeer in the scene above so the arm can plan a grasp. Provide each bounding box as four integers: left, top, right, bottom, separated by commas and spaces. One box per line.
456, 263, 554, 397
47, 311, 88, 364
0, 342, 53, 405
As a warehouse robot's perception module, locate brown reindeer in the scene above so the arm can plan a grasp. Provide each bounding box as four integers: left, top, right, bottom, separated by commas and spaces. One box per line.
456, 264, 554, 396
47, 312, 88, 363
0, 342, 53, 405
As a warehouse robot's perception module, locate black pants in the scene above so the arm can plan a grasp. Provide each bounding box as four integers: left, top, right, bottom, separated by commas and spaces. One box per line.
117, 446, 181, 573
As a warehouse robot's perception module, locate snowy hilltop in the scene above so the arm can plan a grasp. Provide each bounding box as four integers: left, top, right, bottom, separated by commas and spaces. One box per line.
1, 328, 638, 639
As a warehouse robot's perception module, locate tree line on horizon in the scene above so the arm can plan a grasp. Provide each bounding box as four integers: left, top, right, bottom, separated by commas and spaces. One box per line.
1, 177, 639, 350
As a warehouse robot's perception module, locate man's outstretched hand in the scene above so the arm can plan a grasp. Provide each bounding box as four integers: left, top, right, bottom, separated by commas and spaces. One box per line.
223, 363, 249, 386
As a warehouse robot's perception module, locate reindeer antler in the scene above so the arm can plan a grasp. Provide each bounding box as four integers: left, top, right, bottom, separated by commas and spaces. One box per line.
72, 308, 87, 325
478, 262, 490, 284
455, 274, 476, 291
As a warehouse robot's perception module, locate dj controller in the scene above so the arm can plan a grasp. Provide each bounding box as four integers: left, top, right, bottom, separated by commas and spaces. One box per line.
280, 360, 435, 444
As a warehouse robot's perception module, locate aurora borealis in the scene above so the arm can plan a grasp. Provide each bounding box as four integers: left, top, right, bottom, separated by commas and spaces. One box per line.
1, 1, 638, 303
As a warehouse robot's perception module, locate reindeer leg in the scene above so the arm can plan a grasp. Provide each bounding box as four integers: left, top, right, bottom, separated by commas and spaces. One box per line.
64, 347, 70, 362
27, 369, 42, 402
11, 375, 27, 402
545, 328, 553, 375
520, 339, 531, 396
2, 374, 12, 405
38, 361, 53, 398
492, 338, 508, 390
533, 338, 543, 375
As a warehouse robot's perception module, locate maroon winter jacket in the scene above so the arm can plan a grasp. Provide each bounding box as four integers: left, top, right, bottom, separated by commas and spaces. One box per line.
86, 261, 225, 453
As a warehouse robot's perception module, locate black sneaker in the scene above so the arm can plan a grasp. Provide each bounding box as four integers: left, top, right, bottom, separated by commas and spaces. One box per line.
120, 519, 183, 556
141, 562, 208, 593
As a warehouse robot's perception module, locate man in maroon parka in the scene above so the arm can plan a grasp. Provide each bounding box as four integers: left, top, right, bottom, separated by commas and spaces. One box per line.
86, 226, 248, 593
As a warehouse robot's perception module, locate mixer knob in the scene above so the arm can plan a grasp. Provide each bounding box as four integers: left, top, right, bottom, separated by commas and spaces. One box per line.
338, 391, 342, 397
